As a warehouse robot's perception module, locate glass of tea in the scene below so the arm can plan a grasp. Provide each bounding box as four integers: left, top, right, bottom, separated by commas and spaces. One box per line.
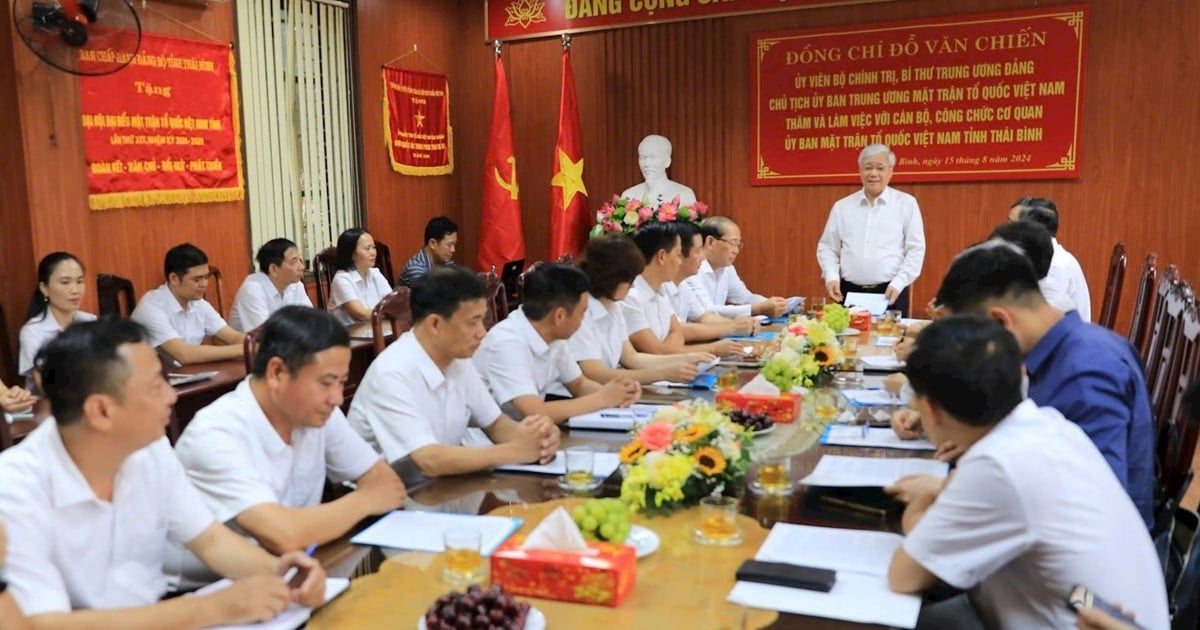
811, 388, 840, 422
563, 447, 596, 490
442, 528, 483, 584
751, 456, 793, 496
695, 496, 743, 546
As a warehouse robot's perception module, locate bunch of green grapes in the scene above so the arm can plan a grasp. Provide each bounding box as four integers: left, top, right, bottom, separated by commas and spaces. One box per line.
571, 498, 631, 543
821, 303, 851, 332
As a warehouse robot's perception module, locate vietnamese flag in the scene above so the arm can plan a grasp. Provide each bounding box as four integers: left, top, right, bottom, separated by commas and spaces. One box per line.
549, 46, 588, 260
477, 55, 526, 272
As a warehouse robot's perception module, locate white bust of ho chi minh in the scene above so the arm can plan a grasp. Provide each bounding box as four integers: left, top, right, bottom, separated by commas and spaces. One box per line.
620, 134, 698, 206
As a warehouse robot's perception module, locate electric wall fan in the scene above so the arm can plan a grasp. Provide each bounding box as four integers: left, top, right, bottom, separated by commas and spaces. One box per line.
12, 0, 142, 76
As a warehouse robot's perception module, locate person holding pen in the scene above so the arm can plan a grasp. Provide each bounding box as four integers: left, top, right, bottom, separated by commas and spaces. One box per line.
169, 306, 406, 591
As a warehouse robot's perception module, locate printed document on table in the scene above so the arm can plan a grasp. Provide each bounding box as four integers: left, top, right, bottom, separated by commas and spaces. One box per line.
566, 404, 663, 431
495, 451, 621, 477
800, 454, 948, 487
820, 425, 936, 451
727, 523, 920, 628
195, 578, 350, 630
350, 511, 521, 555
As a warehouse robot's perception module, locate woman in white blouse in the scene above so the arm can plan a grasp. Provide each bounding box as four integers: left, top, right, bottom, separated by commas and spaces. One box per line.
18, 252, 97, 390
328, 227, 392, 325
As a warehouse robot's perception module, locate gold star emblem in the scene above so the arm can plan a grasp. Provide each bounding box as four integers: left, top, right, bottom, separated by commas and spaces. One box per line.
414, 110, 425, 129
551, 149, 587, 208
504, 0, 546, 29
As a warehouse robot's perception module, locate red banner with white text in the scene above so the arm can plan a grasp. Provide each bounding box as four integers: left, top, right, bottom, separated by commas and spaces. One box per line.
486, 0, 900, 42
751, 5, 1088, 185
80, 33, 244, 210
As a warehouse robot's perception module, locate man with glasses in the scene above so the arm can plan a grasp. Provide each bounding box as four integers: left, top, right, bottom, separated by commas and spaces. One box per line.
684, 216, 789, 319
817, 144, 926, 315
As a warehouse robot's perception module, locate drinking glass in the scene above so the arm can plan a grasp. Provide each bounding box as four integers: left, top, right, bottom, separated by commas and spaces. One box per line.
717, 369, 739, 390
752, 456, 793, 496
442, 528, 483, 584
811, 388, 840, 421
563, 447, 596, 490
694, 496, 743, 546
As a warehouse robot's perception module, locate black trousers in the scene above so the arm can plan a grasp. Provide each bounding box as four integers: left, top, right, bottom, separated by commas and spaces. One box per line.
839, 279, 910, 317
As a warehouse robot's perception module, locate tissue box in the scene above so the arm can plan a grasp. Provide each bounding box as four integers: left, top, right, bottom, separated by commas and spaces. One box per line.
716, 390, 802, 423
849, 311, 872, 332
490, 535, 636, 607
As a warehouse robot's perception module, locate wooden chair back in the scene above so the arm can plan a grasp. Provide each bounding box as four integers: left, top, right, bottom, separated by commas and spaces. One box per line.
96, 273, 137, 318
479, 271, 508, 330
375, 241, 395, 287
1154, 298, 1200, 529
371, 287, 413, 356
1146, 272, 1187, 420
516, 261, 546, 309
312, 247, 338, 310
207, 266, 226, 317
1129, 253, 1159, 360
1099, 242, 1127, 331
241, 325, 264, 375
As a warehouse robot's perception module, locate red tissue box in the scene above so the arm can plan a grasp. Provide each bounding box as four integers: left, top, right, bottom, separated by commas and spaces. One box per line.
850, 311, 872, 332
490, 534, 636, 607
716, 389, 802, 424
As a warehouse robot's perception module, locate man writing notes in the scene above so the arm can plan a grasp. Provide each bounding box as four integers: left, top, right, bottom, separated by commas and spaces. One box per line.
685, 216, 790, 319
170, 307, 406, 588
0, 319, 325, 628
475, 263, 640, 424
349, 267, 560, 476
817, 144, 926, 315
885, 316, 1167, 629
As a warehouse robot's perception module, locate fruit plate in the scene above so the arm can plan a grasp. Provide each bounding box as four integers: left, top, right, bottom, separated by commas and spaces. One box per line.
419, 606, 546, 630
626, 525, 660, 559
752, 423, 777, 436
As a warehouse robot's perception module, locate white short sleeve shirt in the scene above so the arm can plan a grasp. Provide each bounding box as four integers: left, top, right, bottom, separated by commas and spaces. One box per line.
0, 423, 214, 615
18, 311, 97, 381
228, 272, 313, 332
474, 309, 582, 415
131, 284, 228, 348
621, 275, 676, 341
902, 400, 1168, 630
348, 332, 501, 462
328, 268, 392, 326
567, 296, 627, 369
671, 279, 706, 323
1041, 240, 1092, 322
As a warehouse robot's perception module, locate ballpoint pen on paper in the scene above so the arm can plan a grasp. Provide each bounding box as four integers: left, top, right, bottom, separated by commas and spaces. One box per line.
282, 544, 319, 585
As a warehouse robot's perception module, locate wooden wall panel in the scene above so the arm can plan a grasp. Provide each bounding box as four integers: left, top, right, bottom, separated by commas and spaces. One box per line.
449, 0, 1200, 335
8, 3, 250, 327
355, 0, 467, 269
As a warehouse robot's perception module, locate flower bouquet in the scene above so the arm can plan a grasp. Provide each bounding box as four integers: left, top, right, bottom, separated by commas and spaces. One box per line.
589, 195, 709, 237
618, 401, 751, 516
759, 318, 844, 391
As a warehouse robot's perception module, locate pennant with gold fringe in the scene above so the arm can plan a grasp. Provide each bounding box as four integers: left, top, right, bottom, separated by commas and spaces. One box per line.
383, 67, 453, 176
81, 34, 245, 211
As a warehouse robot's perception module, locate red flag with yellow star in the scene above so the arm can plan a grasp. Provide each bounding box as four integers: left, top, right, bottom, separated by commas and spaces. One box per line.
549, 47, 588, 260
478, 55, 526, 272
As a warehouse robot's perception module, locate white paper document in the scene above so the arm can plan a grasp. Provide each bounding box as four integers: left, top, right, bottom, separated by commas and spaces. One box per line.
821, 425, 936, 451
494, 451, 622, 477
840, 388, 902, 406
565, 404, 663, 431
844, 292, 889, 316
194, 577, 350, 630
800, 454, 948, 487
860, 355, 905, 371
726, 524, 920, 628
349, 511, 521, 555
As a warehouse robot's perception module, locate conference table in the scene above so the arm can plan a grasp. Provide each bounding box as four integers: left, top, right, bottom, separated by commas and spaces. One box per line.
309, 328, 923, 630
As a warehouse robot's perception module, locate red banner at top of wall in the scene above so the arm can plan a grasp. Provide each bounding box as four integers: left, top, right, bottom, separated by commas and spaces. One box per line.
485, 0, 899, 42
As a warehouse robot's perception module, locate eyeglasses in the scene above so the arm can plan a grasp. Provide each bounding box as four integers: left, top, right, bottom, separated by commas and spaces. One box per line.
719, 238, 744, 249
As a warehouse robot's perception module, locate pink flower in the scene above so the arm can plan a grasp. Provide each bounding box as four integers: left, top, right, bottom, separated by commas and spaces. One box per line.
658, 202, 678, 221
597, 202, 614, 219
638, 421, 675, 451
625, 199, 641, 214
611, 194, 621, 203
637, 205, 654, 220
787, 324, 807, 336
693, 201, 708, 216
603, 219, 621, 233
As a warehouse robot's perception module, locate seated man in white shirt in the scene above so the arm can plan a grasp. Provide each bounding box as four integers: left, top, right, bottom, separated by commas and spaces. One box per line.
624, 222, 742, 357
475, 263, 640, 424
569, 233, 711, 385
1012, 197, 1092, 322
670, 221, 758, 339
817, 144, 926, 315
349, 267, 560, 475
131, 243, 245, 364
228, 238, 313, 332
685, 216, 789, 319
885, 316, 1168, 629
0, 318, 325, 628
171, 306, 406, 588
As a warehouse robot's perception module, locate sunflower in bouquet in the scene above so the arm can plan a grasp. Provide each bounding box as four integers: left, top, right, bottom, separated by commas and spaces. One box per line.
759, 318, 843, 391
618, 401, 752, 516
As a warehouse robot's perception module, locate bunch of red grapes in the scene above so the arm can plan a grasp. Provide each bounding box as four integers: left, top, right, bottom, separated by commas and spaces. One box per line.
727, 409, 774, 432
423, 584, 531, 630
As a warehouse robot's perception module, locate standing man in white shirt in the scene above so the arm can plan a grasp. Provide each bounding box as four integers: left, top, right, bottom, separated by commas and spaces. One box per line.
885, 316, 1167, 629
131, 243, 245, 364
1012, 197, 1092, 322
817, 144, 926, 315
0, 318, 326, 627
685, 216, 789, 319
228, 238, 313, 332
349, 267, 560, 475
475, 263, 640, 423
171, 306, 406, 588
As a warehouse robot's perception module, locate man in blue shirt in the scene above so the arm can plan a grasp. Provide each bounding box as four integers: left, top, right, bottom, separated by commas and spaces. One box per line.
933, 241, 1154, 527
399, 217, 458, 287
